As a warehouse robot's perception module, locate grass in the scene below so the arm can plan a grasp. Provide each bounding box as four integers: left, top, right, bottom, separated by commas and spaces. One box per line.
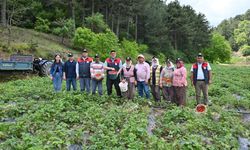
0, 64, 249, 149
0, 26, 80, 59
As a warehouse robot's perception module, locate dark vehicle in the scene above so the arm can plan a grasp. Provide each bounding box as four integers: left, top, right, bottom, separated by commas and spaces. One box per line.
0, 54, 52, 76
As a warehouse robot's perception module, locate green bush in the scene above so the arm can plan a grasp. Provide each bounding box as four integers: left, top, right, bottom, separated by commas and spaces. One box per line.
240, 45, 250, 56
73, 27, 120, 60
12, 43, 30, 52
95, 29, 120, 60
165, 50, 187, 62
73, 27, 97, 50
203, 32, 232, 63
34, 17, 50, 33
120, 39, 148, 61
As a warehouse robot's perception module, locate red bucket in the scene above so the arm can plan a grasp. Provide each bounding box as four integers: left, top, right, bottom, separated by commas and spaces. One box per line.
195, 104, 207, 113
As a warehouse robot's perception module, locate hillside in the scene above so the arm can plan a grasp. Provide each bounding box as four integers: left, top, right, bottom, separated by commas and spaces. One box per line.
0, 26, 80, 59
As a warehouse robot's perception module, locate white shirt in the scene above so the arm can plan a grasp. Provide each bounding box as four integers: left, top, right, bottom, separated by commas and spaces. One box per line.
190, 62, 211, 80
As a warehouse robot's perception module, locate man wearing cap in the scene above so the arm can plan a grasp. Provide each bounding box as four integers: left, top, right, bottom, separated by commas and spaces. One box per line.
63, 53, 77, 91
120, 57, 137, 99
191, 53, 212, 105
90, 54, 105, 95
104, 50, 123, 97
135, 54, 151, 99
76, 49, 93, 93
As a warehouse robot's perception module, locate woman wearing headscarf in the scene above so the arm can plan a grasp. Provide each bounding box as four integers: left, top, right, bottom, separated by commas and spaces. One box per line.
160, 59, 175, 102
150, 56, 163, 102
172, 58, 187, 106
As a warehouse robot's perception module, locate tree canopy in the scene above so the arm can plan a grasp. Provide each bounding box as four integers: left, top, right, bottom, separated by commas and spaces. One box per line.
0, 0, 216, 62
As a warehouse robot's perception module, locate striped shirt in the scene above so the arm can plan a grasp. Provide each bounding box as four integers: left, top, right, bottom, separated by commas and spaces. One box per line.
90, 61, 105, 79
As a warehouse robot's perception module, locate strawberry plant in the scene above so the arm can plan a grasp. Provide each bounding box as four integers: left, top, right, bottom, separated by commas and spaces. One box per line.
0, 64, 249, 149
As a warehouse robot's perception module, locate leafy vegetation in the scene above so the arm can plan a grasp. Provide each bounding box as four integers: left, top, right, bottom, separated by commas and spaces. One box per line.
0, 64, 249, 149
0, 26, 78, 59
216, 9, 250, 51
203, 32, 232, 63
1, 0, 211, 62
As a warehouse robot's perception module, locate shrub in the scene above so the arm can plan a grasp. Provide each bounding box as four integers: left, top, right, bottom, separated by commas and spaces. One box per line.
203, 32, 232, 63
34, 17, 50, 33
120, 39, 148, 61
240, 45, 250, 56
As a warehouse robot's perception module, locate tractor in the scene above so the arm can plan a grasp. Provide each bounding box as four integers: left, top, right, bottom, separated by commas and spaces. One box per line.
0, 54, 52, 76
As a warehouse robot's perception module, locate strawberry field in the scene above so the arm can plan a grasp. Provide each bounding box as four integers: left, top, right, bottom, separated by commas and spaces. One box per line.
0, 64, 250, 149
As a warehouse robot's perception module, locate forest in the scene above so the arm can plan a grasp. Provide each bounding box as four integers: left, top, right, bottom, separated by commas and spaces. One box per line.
0, 0, 220, 62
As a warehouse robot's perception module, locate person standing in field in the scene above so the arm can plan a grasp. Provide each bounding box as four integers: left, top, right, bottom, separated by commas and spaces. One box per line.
120, 57, 137, 99
191, 53, 212, 105
63, 53, 77, 91
104, 50, 123, 97
172, 58, 187, 106
50, 54, 64, 92
90, 54, 105, 96
160, 59, 175, 102
76, 49, 93, 93
135, 54, 151, 99
150, 56, 163, 101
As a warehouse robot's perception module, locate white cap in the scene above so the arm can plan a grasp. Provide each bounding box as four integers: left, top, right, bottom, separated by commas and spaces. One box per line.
137, 54, 145, 59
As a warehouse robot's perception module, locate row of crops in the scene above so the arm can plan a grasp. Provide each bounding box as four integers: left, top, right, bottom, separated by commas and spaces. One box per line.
0, 64, 250, 149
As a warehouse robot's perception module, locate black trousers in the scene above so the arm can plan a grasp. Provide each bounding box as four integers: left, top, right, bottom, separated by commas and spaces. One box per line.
106, 78, 122, 97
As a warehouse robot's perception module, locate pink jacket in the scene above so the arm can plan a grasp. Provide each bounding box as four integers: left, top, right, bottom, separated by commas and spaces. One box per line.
135, 62, 150, 82
172, 66, 187, 87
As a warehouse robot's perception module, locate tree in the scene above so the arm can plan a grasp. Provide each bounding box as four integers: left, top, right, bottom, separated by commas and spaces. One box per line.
52, 19, 75, 44
234, 20, 250, 47
203, 32, 232, 63
85, 13, 108, 33
73, 27, 97, 50
1, 0, 7, 26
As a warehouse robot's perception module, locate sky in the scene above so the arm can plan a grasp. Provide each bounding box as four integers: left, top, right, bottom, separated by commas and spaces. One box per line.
166, 0, 250, 27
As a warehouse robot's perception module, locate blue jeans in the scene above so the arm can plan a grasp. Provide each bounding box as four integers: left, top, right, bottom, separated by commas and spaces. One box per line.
79, 78, 91, 93
66, 78, 77, 91
53, 73, 62, 92
137, 81, 150, 99
92, 79, 103, 95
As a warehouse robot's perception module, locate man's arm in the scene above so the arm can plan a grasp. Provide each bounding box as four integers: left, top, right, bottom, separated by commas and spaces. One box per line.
76, 63, 79, 79
103, 60, 114, 70
209, 71, 212, 84
146, 64, 150, 84
90, 63, 94, 78
190, 65, 194, 86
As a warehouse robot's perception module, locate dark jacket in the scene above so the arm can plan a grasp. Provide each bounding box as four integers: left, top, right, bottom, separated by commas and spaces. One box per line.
64, 60, 77, 78
77, 57, 93, 78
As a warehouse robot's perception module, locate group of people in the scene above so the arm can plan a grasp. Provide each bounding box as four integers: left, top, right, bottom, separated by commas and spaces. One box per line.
50, 49, 212, 106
